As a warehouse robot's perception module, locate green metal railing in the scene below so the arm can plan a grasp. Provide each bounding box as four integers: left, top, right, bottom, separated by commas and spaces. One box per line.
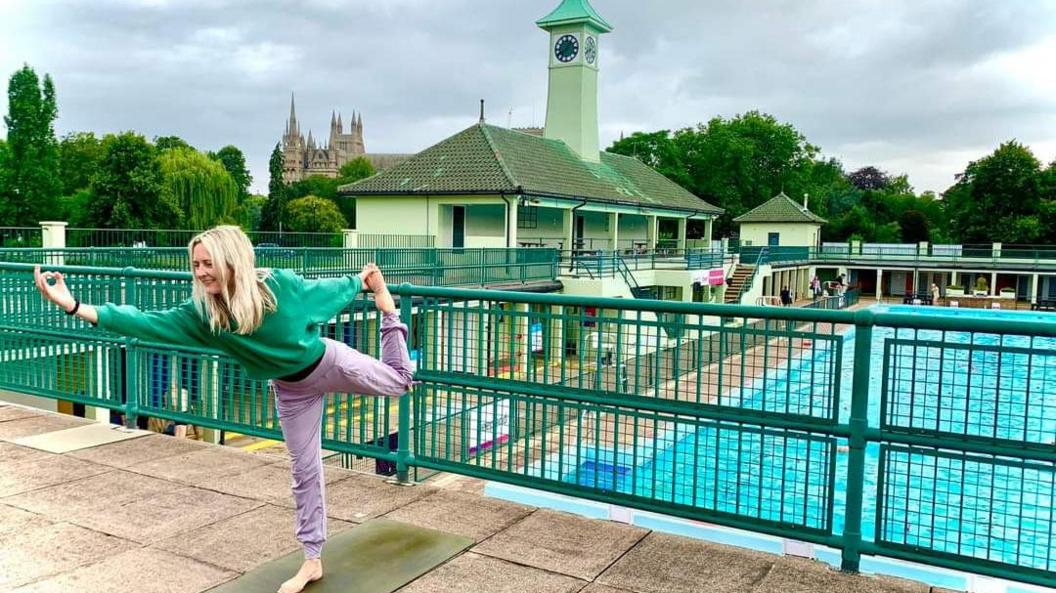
731, 247, 767, 305
0, 248, 559, 288
356, 234, 435, 249
65, 227, 344, 248
0, 227, 42, 248
567, 249, 729, 276
1, 263, 1054, 588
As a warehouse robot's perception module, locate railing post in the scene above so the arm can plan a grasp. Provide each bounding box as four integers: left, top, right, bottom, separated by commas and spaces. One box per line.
124, 336, 140, 429
842, 308, 873, 572
395, 282, 414, 485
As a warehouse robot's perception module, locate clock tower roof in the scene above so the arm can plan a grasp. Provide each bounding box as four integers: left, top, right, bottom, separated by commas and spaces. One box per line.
536, 0, 613, 33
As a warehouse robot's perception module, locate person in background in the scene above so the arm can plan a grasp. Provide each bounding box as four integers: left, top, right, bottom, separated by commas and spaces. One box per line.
780, 286, 792, 306
810, 275, 822, 299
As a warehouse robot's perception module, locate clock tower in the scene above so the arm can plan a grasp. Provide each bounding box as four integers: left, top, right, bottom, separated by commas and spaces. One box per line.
536, 0, 612, 163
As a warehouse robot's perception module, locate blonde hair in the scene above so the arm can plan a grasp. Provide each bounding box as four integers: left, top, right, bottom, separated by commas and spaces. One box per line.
188, 226, 276, 335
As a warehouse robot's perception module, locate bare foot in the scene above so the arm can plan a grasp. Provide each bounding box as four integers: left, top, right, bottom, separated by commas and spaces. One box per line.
357, 263, 379, 291
277, 558, 322, 593
367, 270, 395, 314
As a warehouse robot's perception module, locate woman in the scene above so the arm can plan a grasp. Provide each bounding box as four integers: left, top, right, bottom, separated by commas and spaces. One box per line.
34, 226, 413, 593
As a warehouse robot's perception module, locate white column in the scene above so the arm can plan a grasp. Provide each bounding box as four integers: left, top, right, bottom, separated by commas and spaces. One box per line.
608, 212, 619, 251
876, 268, 883, 302
40, 221, 68, 267
991, 271, 998, 296
506, 200, 519, 248
646, 215, 658, 249
1032, 273, 1039, 304
704, 219, 714, 246
342, 229, 358, 248
676, 218, 687, 251
562, 209, 573, 254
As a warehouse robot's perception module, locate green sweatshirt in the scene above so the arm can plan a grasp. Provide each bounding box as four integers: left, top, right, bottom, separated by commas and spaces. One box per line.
96, 268, 362, 380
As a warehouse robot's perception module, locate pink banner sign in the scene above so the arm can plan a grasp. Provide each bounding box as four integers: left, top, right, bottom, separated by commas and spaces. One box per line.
708, 268, 725, 286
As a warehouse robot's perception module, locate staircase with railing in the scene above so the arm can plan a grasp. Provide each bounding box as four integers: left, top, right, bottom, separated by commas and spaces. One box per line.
724, 247, 768, 304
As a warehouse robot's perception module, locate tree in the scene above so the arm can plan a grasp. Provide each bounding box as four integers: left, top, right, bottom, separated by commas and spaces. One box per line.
237, 194, 267, 231
285, 196, 346, 233
154, 136, 192, 152
898, 209, 930, 243
0, 139, 11, 224
333, 158, 375, 229
944, 141, 1042, 243
209, 145, 252, 201
609, 111, 826, 237
847, 166, 890, 191
158, 147, 239, 229
607, 130, 691, 188
287, 175, 340, 201
58, 132, 104, 195
88, 132, 180, 228
338, 156, 375, 182
260, 143, 286, 231
3, 65, 61, 225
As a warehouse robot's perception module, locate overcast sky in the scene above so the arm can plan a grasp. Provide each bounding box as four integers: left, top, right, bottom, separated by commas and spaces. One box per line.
2, 0, 1054, 197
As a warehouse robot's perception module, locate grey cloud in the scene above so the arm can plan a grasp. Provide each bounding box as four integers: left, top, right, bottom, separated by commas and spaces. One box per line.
1, 0, 1053, 196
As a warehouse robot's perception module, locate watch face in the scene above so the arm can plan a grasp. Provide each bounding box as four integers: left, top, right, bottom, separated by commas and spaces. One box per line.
554, 34, 579, 63
584, 36, 597, 65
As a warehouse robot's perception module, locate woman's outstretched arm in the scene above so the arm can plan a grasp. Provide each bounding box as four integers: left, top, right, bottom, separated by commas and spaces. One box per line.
33, 265, 210, 346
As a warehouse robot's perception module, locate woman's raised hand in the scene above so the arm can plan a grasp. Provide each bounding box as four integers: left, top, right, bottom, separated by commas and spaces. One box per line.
34, 265, 76, 312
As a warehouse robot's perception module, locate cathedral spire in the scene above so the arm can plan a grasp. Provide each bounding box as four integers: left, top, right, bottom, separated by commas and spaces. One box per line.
288, 92, 299, 136
337, 112, 343, 131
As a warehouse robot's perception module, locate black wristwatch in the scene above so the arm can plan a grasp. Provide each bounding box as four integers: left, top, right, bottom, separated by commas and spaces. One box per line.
65, 299, 81, 316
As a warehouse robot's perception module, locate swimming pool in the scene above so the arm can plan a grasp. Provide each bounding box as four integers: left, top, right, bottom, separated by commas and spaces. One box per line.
550, 304, 1056, 570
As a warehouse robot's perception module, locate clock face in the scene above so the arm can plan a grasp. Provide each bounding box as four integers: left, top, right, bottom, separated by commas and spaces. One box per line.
584, 36, 597, 65
554, 34, 579, 63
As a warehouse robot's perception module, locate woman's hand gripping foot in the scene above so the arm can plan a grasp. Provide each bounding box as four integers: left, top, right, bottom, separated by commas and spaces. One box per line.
366, 268, 396, 314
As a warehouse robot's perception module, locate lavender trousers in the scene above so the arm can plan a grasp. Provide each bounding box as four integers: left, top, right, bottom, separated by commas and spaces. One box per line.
271, 311, 414, 559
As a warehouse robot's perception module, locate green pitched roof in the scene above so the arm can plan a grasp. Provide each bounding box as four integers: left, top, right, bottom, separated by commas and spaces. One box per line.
536, 0, 613, 32
340, 123, 721, 215
733, 192, 827, 224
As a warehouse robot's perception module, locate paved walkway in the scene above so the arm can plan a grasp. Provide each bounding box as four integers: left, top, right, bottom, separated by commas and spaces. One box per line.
0, 403, 939, 593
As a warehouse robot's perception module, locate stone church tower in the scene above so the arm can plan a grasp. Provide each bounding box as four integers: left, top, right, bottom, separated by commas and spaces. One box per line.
281, 94, 366, 183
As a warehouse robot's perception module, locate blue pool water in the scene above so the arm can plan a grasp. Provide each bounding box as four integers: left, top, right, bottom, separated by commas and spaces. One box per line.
554, 305, 1056, 570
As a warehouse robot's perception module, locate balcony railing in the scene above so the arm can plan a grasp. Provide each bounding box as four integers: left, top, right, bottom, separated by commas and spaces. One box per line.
0, 266, 1053, 588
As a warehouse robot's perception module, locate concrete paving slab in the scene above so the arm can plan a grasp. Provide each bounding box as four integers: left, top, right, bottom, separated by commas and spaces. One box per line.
578, 584, 636, 593
0, 405, 43, 423
151, 504, 354, 573
1, 469, 174, 518
194, 461, 355, 507
395, 552, 587, 593
0, 504, 50, 539
6, 547, 236, 593
0, 414, 91, 441
0, 442, 53, 465
0, 520, 136, 590
12, 423, 148, 453
596, 531, 776, 593
125, 445, 270, 486
473, 509, 649, 580
68, 432, 209, 468
324, 475, 437, 523
755, 556, 928, 593
205, 519, 473, 593
0, 454, 109, 498
58, 486, 263, 544
383, 489, 533, 542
